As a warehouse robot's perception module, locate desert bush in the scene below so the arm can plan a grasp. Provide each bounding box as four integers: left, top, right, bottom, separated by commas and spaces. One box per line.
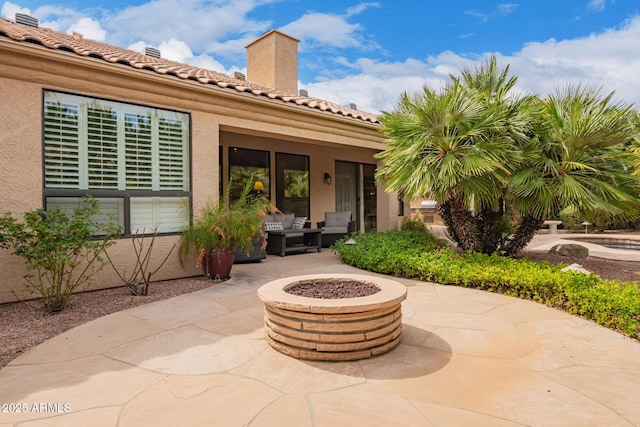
334, 230, 640, 339
560, 206, 640, 232
0, 196, 122, 312
105, 226, 175, 296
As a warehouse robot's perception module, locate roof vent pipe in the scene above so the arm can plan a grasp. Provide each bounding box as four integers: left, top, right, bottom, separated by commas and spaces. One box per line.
348, 103, 357, 110
299, 89, 308, 97
144, 47, 161, 58
233, 71, 246, 81
15, 13, 38, 28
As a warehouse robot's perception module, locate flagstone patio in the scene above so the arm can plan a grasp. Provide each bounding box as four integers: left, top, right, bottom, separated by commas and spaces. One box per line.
1, 236, 639, 426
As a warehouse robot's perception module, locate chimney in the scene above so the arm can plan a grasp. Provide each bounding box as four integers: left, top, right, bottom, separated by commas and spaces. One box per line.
246, 30, 300, 95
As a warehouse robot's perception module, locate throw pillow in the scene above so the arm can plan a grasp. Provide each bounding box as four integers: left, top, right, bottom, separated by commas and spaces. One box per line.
292, 217, 307, 229
264, 221, 283, 231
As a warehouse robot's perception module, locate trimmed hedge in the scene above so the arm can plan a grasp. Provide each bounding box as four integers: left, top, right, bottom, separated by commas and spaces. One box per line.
333, 230, 640, 339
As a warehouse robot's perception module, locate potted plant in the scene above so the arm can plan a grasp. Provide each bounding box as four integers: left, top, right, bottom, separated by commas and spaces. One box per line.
180, 179, 269, 280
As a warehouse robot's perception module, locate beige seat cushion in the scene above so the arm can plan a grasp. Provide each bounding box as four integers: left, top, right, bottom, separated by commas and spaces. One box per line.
321, 226, 348, 234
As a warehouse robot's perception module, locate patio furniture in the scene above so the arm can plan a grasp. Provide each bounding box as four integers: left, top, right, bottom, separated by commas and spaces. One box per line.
263, 212, 310, 244
317, 211, 356, 247
543, 220, 562, 234
266, 228, 322, 256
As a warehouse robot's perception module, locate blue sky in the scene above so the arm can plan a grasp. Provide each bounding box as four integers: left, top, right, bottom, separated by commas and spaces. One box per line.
2, 1, 639, 113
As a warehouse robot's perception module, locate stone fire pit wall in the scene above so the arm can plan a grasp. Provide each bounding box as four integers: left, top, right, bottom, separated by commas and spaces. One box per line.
257, 274, 407, 361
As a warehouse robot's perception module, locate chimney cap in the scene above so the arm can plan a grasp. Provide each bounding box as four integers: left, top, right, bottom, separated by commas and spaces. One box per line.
245, 29, 300, 49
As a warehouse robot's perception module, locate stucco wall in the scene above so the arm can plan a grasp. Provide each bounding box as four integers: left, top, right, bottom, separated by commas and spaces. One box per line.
0, 78, 46, 303
0, 41, 399, 303
220, 131, 385, 227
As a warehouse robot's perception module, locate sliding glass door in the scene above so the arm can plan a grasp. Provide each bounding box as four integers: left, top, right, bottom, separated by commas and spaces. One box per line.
335, 161, 377, 232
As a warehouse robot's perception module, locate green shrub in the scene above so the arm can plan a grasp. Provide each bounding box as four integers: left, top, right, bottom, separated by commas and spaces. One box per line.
400, 216, 429, 233
0, 196, 122, 312
334, 230, 640, 340
333, 229, 440, 276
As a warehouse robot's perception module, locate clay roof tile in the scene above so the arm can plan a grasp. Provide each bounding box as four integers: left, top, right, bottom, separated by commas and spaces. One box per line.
0, 17, 379, 124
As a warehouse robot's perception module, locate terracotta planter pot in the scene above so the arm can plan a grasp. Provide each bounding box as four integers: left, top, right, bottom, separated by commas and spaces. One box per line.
203, 249, 235, 281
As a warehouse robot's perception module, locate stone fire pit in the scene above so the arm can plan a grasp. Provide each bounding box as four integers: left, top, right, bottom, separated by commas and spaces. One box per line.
256, 273, 407, 361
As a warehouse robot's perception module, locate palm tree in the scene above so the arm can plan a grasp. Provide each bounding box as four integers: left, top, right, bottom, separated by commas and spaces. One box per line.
377, 57, 640, 255
376, 56, 536, 253
506, 85, 640, 253
627, 112, 640, 176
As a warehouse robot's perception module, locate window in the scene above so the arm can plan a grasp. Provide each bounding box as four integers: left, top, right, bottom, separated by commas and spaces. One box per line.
43, 91, 190, 235
228, 147, 270, 200
276, 153, 309, 217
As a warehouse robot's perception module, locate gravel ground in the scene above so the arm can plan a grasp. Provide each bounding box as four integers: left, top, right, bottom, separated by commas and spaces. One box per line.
1, 252, 639, 369
0, 276, 213, 369
286, 279, 381, 298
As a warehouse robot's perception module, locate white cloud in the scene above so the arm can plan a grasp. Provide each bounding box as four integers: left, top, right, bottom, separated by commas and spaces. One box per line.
156, 38, 228, 72
127, 41, 148, 54
1, 1, 30, 19
465, 3, 519, 23
67, 17, 106, 41
3, 1, 638, 116
345, 2, 380, 17
588, 0, 607, 11
464, 10, 489, 23
508, 15, 640, 99
279, 4, 379, 53
304, 15, 640, 114
102, 0, 275, 60
158, 38, 193, 62
496, 3, 519, 15
280, 13, 364, 49
188, 54, 228, 73
302, 54, 471, 113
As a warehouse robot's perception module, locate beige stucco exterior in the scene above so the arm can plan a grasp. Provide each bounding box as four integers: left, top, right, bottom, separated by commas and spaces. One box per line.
0, 31, 406, 303
246, 30, 300, 94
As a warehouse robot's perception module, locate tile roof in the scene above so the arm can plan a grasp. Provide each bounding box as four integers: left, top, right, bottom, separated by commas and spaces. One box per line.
0, 18, 379, 124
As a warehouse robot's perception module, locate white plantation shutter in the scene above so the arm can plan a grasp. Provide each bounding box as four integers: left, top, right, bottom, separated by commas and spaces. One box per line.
43, 102, 80, 189
43, 91, 190, 235
86, 107, 119, 189
130, 196, 189, 233
124, 113, 153, 189
158, 117, 188, 190
46, 197, 125, 234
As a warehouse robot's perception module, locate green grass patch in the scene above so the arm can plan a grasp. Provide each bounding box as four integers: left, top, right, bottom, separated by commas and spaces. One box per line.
333, 230, 640, 339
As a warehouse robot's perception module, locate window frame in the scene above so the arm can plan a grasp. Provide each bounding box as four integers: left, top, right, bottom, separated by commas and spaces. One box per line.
275, 152, 310, 218
41, 89, 192, 237
228, 147, 271, 201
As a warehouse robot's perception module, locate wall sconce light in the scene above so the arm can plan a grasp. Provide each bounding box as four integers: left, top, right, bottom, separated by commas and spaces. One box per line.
253, 180, 264, 192
323, 172, 332, 185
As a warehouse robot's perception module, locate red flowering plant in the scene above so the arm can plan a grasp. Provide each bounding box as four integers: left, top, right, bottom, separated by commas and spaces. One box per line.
179, 177, 273, 268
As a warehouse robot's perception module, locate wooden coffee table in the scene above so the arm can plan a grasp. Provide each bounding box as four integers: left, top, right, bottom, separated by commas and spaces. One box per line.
266, 229, 322, 257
